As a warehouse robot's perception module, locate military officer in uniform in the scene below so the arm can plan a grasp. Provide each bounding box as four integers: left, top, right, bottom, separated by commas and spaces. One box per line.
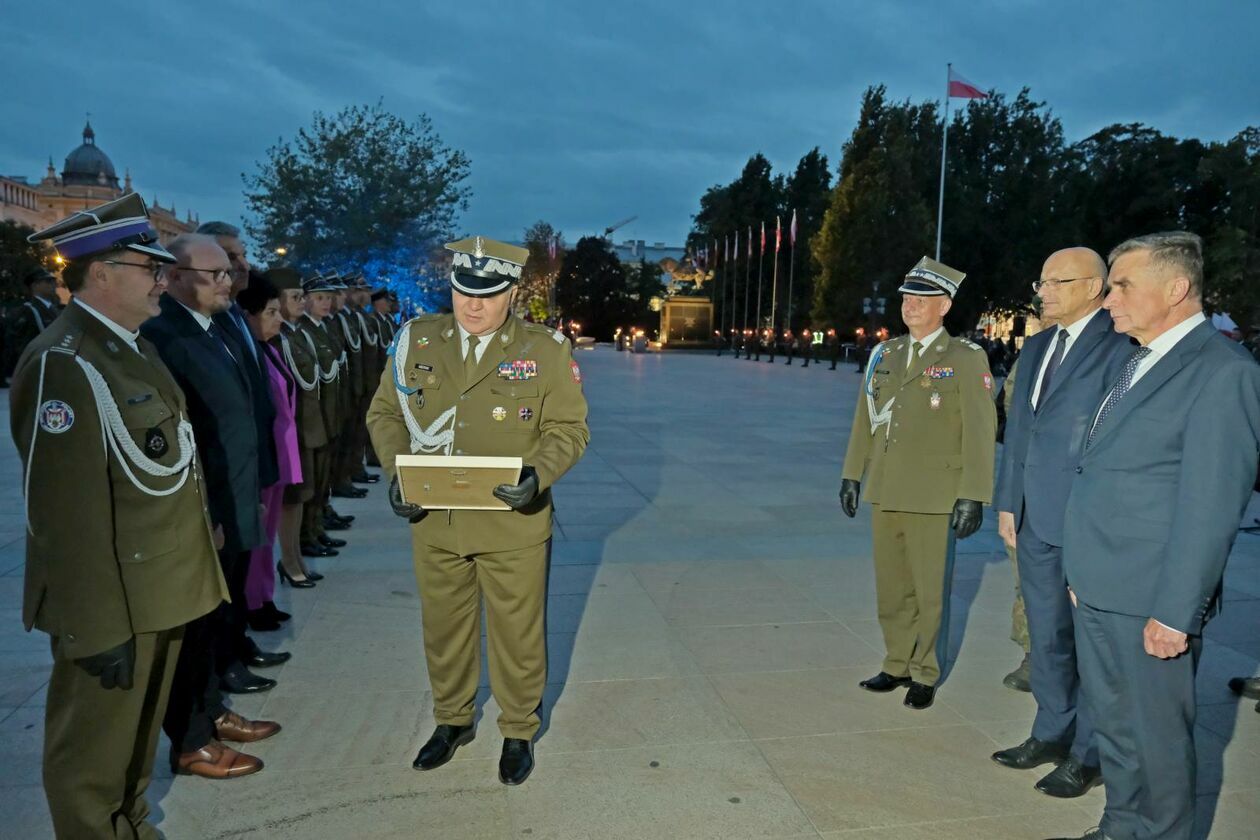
367, 236, 589, 786
3, 266, 61, 382
330, 274, 368, 498
14, 194, 228, 837
296, 275, 347, 556
365, 287, 396, 468
349, 277, 382, 483
839, 257, 996, 709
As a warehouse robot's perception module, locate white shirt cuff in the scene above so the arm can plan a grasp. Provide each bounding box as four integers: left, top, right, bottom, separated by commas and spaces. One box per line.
1154, 619, 1185, 635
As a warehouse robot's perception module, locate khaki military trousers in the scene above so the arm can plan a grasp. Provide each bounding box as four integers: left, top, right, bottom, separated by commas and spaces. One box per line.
45, 627, 183, 840
411, 536, 549, 740
301, 443, 333, 542
870, 505, 956, 686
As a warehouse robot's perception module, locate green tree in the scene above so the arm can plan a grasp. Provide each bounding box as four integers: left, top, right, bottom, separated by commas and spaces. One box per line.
1199, 128, 1260, 336
242, 102, 470, 276
812, 87, 941, 336
0, 220, 54, 303
554, 236, 629, 339
518, 220, 563, 320
625, 259, 666, 328
782, 147, 831, 332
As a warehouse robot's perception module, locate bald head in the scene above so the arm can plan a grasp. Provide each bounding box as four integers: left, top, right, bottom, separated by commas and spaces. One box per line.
1037, 247, 1107, 326
164, 234, 233, 316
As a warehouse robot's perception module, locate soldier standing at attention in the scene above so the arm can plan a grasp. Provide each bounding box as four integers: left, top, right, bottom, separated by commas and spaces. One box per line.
839, 257, 996, 710
3, 266, 62, 384
296, 275, 346, 557
368, 236, 589, 786
13, 194, 228, 836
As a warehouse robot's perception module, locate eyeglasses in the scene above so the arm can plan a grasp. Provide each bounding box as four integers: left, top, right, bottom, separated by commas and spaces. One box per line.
180, 266, 233, 284
103, 260, 163, 281
1031, 276, 1095, 292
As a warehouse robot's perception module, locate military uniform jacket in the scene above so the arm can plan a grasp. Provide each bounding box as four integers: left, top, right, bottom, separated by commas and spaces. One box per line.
274, 322, 327, 449
3, 296, 60, 377
356, 309, 381, 382
324, 313, 354, 427
297, 315, 341, 441
333, 310, 365, 401
11, 303, 227, 660
842, 331, 996, 514
367, 313, 590, 555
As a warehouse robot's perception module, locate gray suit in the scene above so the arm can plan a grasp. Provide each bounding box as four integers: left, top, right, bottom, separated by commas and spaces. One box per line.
995, 308, 1130, 764
1064, 319, 1260, 840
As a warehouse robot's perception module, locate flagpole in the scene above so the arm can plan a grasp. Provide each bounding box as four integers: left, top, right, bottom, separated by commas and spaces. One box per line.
769, 220, 780, 335
713, 238, 722, 348
743, 227, 751, 336
786, 217, 796, 334
935, 63, 951, 261
755, 224, 765, 335
729, 234, 737, 349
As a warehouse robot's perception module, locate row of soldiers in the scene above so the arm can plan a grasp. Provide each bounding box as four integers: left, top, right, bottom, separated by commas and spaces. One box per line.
276, 269, 400, 560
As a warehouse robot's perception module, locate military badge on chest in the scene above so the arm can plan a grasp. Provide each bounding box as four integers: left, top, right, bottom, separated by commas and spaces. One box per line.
929, 391, 942, 411
145, 428, 169, 457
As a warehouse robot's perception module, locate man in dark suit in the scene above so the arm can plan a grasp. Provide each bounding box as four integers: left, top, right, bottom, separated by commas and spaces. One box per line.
991, 248, 1131, 798
1050, 232, 1260, 840
142, 234, 280, 779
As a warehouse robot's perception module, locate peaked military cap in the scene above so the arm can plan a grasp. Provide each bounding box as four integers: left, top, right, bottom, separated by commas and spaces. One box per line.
264, 266, 303, 291
320, 270, 348, 290
445, 236, 529, 297
899, 256, 966, 298
24, 266, 57, 286
302, 274, 338, 294
370, 287, 390, 302
27, 192, 176, 264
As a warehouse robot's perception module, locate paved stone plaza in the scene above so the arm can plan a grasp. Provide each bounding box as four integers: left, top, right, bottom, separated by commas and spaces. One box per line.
3, 344, 1260, 838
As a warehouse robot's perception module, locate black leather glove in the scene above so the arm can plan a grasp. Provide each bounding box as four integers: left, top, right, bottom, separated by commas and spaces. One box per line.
76, 637, 136, 690
839, 479, 861, 518
493, 465, 539, 510
389, 475, 426, 523
951, 499, 983, 539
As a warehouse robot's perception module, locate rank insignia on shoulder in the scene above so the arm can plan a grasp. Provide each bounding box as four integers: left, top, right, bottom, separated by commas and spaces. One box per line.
38, 400, 74, 433
498, 360, 538, 380
924, 366, 955, 379
982, 373, 993, 390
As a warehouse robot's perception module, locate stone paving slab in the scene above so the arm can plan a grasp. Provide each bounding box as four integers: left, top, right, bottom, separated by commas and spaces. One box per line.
1, 345, 1259, 838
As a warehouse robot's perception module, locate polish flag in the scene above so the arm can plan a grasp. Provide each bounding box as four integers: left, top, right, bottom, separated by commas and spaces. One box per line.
775, 216, 781, 253
747, 226, 752, 257
790, 208, 797, 247
948, 67, 988, 99
760, 220, 766, 252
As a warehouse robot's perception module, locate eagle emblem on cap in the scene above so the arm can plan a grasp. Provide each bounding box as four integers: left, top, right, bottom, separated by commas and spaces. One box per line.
474, 237, 484, 259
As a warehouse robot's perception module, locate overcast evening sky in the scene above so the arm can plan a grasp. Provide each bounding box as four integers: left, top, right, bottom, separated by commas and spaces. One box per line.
2, 0, 1257, 251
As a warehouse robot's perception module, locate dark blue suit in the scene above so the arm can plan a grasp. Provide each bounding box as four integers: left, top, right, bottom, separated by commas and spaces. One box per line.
995, 308, 1131, 765
1065, 318, 1260, 840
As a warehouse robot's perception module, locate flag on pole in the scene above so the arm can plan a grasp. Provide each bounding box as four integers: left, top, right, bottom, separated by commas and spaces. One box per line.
790, 209, 797, 247
947, 67, 988, 99
548, 235, 556, 261
760, 220, 766, 252
747, 226, 752, 257
724, 234, 730, 263
775, 216, 781, 253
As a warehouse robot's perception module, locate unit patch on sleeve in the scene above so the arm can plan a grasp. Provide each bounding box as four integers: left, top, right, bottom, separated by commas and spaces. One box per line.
38, 400, 75, 434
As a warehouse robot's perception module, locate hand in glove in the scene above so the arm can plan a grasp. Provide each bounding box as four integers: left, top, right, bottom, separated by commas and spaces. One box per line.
839, 479, 861, 518
389, 475, 427, 523
493, 466, 539, 510
951, 499, 983, 539
76, 637, 136, 690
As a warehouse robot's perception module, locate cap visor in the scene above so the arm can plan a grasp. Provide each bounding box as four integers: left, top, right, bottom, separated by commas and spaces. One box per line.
128, 241, 177, 264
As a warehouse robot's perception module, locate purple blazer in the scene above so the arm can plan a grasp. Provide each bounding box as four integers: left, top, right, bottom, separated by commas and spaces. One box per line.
263, 343, 302, 486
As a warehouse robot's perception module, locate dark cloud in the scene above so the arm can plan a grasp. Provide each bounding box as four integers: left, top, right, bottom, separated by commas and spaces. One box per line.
3, 0, 1255, 246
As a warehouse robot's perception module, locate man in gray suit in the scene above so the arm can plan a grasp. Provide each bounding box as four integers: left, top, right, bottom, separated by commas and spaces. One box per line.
991, 248, 1131, 798
1050, 232, 1260, 840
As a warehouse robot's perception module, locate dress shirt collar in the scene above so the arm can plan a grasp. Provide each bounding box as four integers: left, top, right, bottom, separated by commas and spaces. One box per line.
1143, 311, 1207, 359
34, 295, 56, 309
457, 322, 498, 360
73, 298, 141, 353
174, 299, 215, 332
905, 326, 944, 366
1057, 307, 1102, 345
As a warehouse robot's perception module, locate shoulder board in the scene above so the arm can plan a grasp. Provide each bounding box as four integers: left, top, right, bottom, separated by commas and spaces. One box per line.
954, 338, 984, 351
49, 326, 85, 356
404, 313, 443, 327
520, 321, 569, 345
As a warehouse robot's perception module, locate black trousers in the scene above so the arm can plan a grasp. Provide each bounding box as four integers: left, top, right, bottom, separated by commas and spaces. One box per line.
212, 548, 252, 672
162, 614, 228, 753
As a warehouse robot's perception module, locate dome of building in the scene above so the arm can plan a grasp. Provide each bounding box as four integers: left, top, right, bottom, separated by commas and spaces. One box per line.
62, 121, 119, 188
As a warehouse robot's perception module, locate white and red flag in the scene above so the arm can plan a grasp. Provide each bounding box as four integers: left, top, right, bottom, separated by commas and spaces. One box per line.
790, 208, 797, 247
948, 67, 988, 99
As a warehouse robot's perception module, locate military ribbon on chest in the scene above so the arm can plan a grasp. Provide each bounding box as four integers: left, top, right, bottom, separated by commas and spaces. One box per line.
497, 360, 538, 381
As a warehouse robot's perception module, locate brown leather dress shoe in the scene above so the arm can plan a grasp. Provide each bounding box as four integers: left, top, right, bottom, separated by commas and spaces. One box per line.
215, 710, 282, 743
173, 740, 264, 779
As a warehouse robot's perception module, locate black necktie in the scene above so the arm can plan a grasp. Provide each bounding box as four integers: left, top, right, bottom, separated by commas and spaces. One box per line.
1035, 329, 1069, 410
207, 323, 237, 363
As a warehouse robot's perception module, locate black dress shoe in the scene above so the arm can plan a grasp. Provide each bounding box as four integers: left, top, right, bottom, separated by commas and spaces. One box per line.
323, 517, 351, 532
903, 681, 936, 709
246, 648, 292, 668
246, 609, 282, 632
1046, 826, 1110, 839
859, 672, 912, 693
220, 662, 276, 694
1036, 756, 1102, 798
499, 738, 534, 785
318, 534, 347, 548
352, 471, 381, 484
992, 737, 1070, 770
327, 508, 355, 524
300, 542, 334, 558
1228, 676, 1260, 700
331, 485, 368, 499
412, 724, 475, 771
261, 602, 291, 623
